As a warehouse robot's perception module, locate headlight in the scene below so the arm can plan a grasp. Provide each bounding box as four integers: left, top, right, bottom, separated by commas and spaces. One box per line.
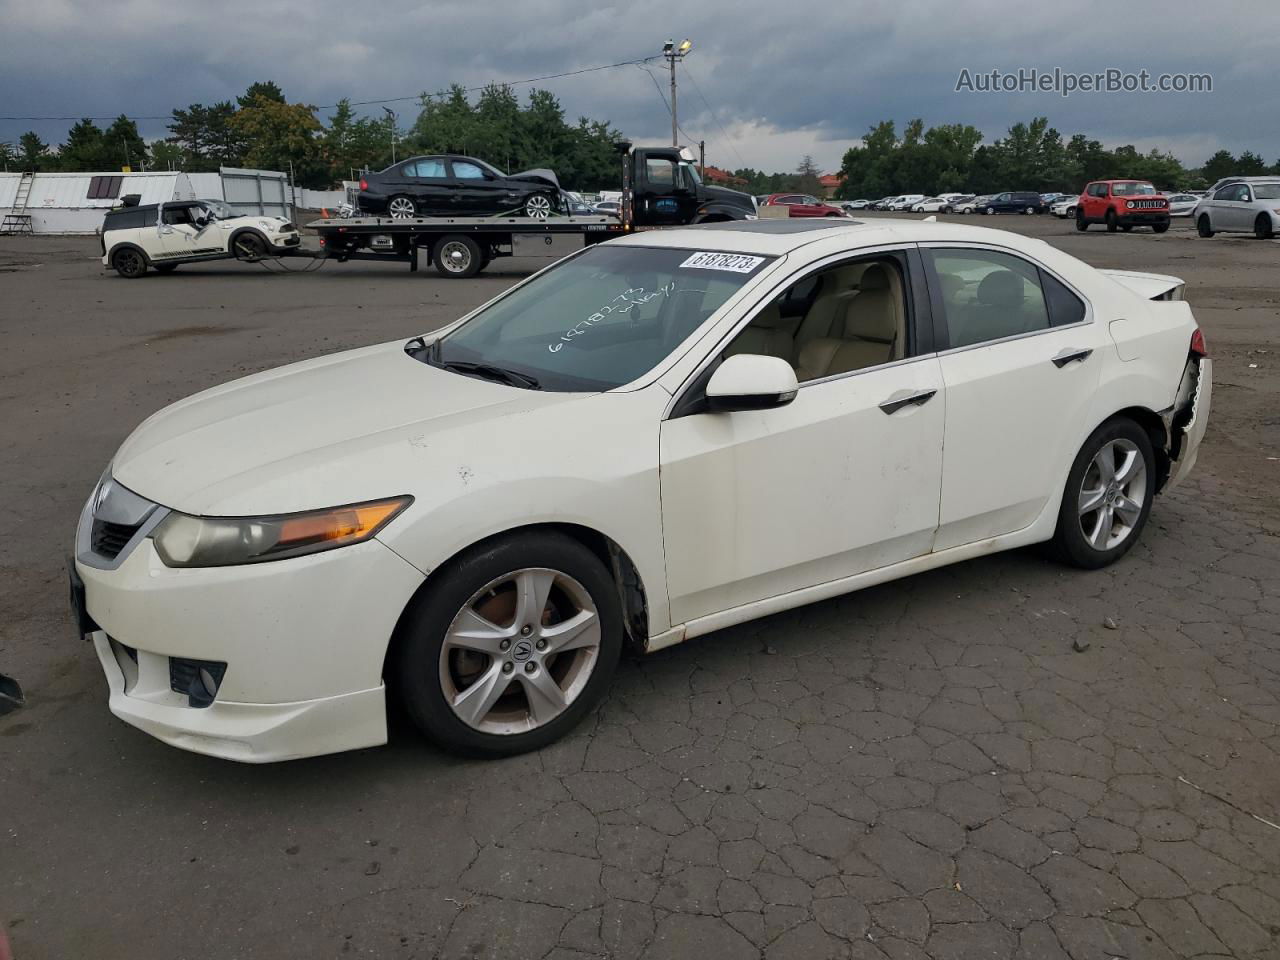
152, 496, 412, 568
1126, 201, 1135, 209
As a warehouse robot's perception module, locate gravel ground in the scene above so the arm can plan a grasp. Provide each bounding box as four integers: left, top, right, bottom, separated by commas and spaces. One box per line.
1, 214, 1278, 960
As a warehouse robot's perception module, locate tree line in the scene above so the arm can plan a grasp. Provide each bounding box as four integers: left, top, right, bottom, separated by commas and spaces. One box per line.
5, 89, 1279, 196
831, 118, 1280, 199
0, 80, 624, 190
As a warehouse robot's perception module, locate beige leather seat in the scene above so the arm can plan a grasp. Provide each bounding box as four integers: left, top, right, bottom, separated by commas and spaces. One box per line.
724, 302, 799, 364
951, 270, 1028, 347
796, 264, 901, 381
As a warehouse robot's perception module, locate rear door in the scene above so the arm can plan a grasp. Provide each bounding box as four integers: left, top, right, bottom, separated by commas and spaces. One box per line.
922, 245, 1103, 550
405, 158, 454, 215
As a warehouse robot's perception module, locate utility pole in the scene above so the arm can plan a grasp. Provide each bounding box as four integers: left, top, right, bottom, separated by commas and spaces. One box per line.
662, 39, 692, 147
699, 140, 705, 177
383, 107, 398, 164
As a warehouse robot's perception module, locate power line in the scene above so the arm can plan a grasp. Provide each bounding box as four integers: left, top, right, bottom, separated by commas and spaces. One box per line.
635, 64, 700, 148
0, 54, 665, 122
682, 65, 748, 170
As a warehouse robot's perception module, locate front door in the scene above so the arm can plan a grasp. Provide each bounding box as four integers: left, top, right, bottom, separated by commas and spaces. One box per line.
922, 245, 1104, 550
659, 251, 945, 625
157, 203, 201, 260
450, 159, 513, 215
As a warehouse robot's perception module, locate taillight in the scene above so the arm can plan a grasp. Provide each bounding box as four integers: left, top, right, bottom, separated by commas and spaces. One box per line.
360, 178, 368, 191
1190, 328, 1208, 358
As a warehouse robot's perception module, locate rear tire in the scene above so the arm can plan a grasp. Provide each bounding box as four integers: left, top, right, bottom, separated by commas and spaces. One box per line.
111, 248, 147, 278
1024, 206, 1035, 215
1049, 417, 1156, 570
1255, 214, 1275, 240
433, 234, 483, 278
388, 195, 417, 219
393, 532, 624, 757
984, 206, 994, 215
1197, 214, 1214, 238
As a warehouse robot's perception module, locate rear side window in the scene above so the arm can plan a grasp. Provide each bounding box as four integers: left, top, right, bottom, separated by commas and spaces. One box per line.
927, 249, 1052, 349
105, 208, 154, 230
88, 176, 123, 200
1040, 271, 1086, 326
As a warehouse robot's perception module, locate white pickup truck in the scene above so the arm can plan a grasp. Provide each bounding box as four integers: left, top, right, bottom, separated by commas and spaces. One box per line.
100, 197, 301, 278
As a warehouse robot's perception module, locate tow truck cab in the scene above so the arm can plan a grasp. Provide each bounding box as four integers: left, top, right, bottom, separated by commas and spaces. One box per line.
622, 144, 757, 226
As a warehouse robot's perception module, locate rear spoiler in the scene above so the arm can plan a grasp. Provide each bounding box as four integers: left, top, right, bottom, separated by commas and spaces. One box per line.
1100, 269, 1185, 301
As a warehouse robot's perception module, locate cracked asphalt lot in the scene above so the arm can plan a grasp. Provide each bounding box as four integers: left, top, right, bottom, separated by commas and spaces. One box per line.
2, 218, 1279, 959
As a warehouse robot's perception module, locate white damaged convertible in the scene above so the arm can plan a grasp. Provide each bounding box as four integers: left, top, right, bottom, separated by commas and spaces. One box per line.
71, 218, 1211, 761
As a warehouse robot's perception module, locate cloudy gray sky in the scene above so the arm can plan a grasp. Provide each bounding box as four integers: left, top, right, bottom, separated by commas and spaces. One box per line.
2, 0, 1277, 174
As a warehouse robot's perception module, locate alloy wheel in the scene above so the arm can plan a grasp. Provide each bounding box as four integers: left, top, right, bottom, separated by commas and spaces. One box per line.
439, 567, 602, 735
388, 197, 416, 219
525, 194, 552, 219
1078, 438, 1147, 551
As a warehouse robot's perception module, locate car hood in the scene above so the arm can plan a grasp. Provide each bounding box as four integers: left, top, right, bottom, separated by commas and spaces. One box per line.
701, 183, 756, 211
112, 340, 577, 516
509, 167, 560, 189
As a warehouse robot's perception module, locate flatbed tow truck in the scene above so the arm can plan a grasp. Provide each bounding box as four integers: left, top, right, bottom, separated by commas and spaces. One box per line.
307, 143, 758, 278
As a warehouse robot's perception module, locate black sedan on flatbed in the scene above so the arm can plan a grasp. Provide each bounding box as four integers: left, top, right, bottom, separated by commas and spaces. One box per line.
358, 155, 563, 219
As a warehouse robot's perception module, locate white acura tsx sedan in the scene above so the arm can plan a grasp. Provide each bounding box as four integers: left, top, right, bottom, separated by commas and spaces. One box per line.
71, 219, 1211, 762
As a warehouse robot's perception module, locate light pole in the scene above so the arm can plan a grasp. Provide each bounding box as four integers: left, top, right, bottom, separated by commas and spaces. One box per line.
662, 38, 692, 147
383, 107, 398, 164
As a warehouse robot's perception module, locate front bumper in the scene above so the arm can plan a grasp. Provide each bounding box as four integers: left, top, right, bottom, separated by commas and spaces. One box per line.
1118, 211, 1170, 225
270, 233, 302, 253
76, 533, 424, 762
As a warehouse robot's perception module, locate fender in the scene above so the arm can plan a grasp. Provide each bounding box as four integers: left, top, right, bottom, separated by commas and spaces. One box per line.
227, 227, 272, 259
106, 241, 152, 265
693, 202, 751, 223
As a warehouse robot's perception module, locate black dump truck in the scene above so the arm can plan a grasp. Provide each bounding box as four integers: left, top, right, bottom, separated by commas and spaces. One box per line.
309, 143, 758, 278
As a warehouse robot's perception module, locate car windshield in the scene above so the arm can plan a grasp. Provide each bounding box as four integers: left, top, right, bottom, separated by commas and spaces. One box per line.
1112, 182, 1156, 196
200, 200, 238, 220
434, 245, 774, 392
1253, 184, 1280, 199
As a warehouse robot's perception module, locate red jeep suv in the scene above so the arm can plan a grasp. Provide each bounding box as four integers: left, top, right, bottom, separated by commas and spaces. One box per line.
1076, 180, 1170, 233
761, 193, 846, 217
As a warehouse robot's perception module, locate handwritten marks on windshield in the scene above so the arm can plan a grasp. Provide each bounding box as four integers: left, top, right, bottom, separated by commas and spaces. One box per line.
548, 283, 675, 353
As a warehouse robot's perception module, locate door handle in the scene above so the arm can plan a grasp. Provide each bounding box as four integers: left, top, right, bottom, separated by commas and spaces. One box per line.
878, 388, 937, 415
1051, 348, 1093, 368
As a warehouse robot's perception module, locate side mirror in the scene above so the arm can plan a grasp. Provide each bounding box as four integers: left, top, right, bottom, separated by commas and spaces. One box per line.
705, 354, 799, 413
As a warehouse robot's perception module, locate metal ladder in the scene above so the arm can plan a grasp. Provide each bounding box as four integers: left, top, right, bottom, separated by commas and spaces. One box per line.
1, 172, 35, 235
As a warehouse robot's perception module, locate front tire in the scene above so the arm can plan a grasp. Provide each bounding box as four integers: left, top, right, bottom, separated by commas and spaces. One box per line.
1105, 210, 1118, 232
1255, 214, 1275, 240
433, 234, 483, 278
524, 193, 554, 219
1197, 214, 1214, 238
111, 248, 147, 278
393, 532, 624, 757
232, 232, 268, 261
1024, 206, 1035, 215
1050, 418, 1155, 570
1153, 222, 1169, 234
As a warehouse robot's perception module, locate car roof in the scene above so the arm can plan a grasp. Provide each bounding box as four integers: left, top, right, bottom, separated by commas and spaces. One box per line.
609, 217, 1057, 257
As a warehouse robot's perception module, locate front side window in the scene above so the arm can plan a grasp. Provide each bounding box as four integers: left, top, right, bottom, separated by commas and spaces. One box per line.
644, 159, 676, 187
452, 161, 486, 180
721, 255, 911, 383
927, 249, 1053, 348
435, 245, 773, 391
162, 205, 196, 226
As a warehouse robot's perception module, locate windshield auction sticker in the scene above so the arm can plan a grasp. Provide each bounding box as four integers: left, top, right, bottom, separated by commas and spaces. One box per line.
680, 252, 765, 273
